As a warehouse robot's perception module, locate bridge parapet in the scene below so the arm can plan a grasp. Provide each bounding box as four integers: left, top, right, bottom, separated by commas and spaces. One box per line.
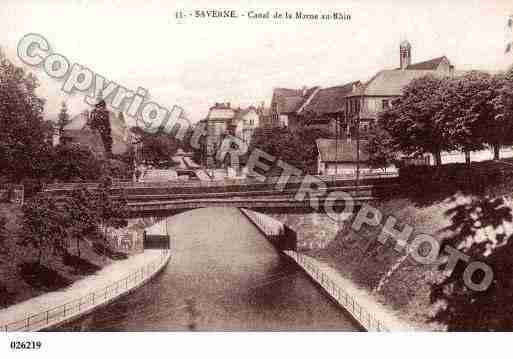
42, 172, 398, 193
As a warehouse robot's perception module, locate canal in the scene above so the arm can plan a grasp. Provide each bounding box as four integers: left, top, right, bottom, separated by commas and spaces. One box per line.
61, 207, 360, 331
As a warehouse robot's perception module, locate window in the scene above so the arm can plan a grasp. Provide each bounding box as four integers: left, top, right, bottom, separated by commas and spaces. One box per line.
382, 99, 390, 109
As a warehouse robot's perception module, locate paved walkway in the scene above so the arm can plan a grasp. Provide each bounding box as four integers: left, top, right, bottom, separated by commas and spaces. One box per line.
0, 249, 168, 331
284, 251, 416, 331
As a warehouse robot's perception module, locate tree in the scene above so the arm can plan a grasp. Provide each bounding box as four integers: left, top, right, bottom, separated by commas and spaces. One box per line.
94, 177, 128, 257
489, 73, 513, 159
57, 101, 70, 135
89, 99, 112, 157
379, 75, 457, 166
474, 74, 513, 160
437, 72, 492, 165
137, 129, 180, 168
249, 125, 333, 174
20, 194, 68, 264
366, 124, 396, 171
0, 49, 52, 181
51, 143, 103, 182
101, 158, 131, 180
62, 187, 99, 258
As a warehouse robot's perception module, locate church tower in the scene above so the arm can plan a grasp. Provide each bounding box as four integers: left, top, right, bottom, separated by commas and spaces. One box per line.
400, 40, 412, 70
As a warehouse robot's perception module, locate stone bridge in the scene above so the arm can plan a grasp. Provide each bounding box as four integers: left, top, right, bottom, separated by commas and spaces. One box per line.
43, 175, 399, 251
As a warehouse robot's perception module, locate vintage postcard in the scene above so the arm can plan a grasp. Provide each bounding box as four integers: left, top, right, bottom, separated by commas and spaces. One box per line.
1, 0, 513, 355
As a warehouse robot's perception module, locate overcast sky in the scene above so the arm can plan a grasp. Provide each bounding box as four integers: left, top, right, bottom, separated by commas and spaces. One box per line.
1, 0, 512, 124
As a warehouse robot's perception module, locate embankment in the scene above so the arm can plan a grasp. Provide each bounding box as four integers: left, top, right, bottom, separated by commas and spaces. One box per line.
240, 208, 411, 331
0, 249, 171, 331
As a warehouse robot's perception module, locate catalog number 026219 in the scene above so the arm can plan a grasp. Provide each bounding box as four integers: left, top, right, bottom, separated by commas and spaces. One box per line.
10, 340, 42, 350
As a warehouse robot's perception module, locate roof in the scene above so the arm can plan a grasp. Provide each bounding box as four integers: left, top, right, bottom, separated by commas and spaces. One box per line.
281, 96, 305, 113
235, 106, 257, 118
271, 87, 319, 114
61, 110, 129, 155
316, 139, 369, 163
363, 69, 444, 96
207, 107, 235, 120
394, 56, 450, 71
273, 88, 304, 97
405, 56, 449, 70
301, 82, 360, 115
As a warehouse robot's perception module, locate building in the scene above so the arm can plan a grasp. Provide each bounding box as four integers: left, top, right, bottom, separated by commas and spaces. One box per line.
232, 106, 259, 143
298, 42, 457, 139
315, 138, 370, 175
296, 82, 361, 136
205, 102, 262, 167
205, 103, 235, 167
256, 102, 271, 128
57, 109, 130, 157
269, 87, 319, 129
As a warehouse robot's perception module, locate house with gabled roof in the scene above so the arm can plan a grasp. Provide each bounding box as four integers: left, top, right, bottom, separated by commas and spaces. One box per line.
58, 109, 130, 157
296, 40, 459, 140
231, 106, 259, 143
269, 86, 319, 129
346, 40, 457, 135
296, 81, 361, 135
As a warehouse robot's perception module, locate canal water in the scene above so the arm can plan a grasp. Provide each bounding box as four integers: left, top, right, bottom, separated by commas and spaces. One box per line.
62, 208, 360, 331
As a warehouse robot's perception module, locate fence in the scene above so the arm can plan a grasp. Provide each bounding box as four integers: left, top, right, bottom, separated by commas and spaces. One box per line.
2, 249, 170, 332
42, 172, 398, 192
0, 184, 24, 205
287, 251, 388, 332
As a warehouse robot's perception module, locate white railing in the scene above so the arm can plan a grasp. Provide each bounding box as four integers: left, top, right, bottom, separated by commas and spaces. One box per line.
287, 251, 388, 332
239, 209, 283, 236
2, 249, 170, 332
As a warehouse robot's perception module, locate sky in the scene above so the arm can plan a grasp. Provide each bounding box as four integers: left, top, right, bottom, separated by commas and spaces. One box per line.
0, 0, 512, 125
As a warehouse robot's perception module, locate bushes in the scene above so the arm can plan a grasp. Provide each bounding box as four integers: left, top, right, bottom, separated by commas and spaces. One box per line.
50, 144, 103, 183
101, 158, 131, 181
398, 161, 513, 199
249, 125, 334, 174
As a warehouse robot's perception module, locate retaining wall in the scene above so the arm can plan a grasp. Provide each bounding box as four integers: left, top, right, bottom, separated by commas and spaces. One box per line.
240, 207, 410, 331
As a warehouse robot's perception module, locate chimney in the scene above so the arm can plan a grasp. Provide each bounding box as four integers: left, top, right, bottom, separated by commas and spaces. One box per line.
399, 40, 412, 70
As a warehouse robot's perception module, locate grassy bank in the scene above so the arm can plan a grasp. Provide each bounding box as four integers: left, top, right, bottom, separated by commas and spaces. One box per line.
308, 159, 513, 331
0, 203, 118, 309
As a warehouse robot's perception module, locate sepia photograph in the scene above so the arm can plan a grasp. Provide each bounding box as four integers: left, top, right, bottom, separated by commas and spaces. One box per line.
1, 0, 513, 356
